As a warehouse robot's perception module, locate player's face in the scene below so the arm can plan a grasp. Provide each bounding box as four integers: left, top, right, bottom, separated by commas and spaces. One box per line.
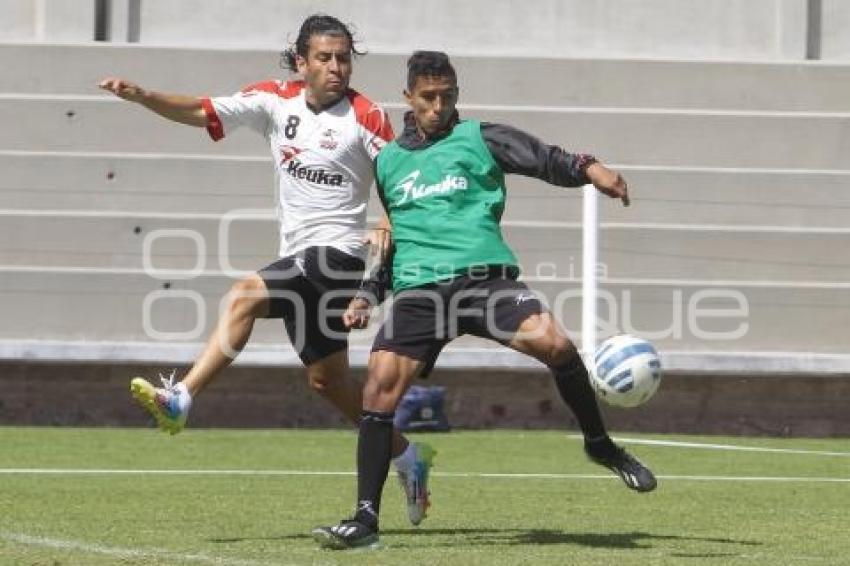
297, 33, 353, 108
404, 75, 459, 137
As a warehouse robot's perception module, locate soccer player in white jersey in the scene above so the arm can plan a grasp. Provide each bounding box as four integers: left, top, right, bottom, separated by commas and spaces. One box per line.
99, 14, 435, 526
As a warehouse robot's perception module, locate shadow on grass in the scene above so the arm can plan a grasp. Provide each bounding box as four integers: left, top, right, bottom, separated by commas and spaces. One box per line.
211, 529, 761, 551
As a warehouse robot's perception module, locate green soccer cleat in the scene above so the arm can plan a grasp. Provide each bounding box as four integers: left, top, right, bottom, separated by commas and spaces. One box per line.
129, 372, 191, 435
397, 442, 436, 525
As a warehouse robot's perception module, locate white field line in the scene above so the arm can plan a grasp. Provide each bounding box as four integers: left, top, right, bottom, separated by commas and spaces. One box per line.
0, 469, 847, 482
0, 531, 274, 566
596, 435, 850, 457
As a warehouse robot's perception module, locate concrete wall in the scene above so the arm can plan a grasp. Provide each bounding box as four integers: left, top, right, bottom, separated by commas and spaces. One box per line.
132, 0, 803, 59
8, 44, 850, 110
5, 0, 850, 61
4, 362, 850, 436
0, 0, 34, 41
0, 0, 93, 42
1, 43, 849, 371
7, 98, 850, 169
822, 0, 850, 59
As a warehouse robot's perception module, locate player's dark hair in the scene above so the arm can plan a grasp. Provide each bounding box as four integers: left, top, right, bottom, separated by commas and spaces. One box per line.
281, 14, 363, 73
406, 51, 457, 90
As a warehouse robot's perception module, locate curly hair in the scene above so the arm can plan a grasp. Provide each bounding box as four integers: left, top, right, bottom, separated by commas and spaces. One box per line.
281, 14, 364, 73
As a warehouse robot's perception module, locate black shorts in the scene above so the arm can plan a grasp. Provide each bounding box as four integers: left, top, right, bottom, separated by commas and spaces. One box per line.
258, 246, 364, 366
371, 266, 545, 375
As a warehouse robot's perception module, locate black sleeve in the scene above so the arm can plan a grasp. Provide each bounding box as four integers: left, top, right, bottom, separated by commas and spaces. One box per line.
356, 245, 393, 305
357, 158, 392, 305
481, 122, 597, 187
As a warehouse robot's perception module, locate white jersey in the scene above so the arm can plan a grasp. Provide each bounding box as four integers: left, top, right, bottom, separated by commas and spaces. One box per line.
201, 80, 393, 259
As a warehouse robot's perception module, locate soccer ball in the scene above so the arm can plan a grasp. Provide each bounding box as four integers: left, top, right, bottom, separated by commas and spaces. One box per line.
590, 334, 662, 408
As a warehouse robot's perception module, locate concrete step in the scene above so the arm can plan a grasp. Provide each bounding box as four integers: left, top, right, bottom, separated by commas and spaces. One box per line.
511, 226, 850, 282
3, 43, 850, 111
0, 214, 279, 272
2, 215, 847, 282
526, 280, 850, 354
502, 167, 850, 227
0, 97, 267, 155
0, 269, 376, 346
0, 152, 274, 213
3, 152, 847, 226
3, 98, 848, 169
1, 270, 847, 354
442, 107, 850, 171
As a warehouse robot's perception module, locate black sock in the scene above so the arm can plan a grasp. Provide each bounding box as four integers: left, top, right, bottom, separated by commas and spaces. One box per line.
551, 352, 612, 448
354, 410, 394, 531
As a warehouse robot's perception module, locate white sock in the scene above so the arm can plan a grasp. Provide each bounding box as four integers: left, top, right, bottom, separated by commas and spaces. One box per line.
174, 382, 192, 409
393, 442, 418, 472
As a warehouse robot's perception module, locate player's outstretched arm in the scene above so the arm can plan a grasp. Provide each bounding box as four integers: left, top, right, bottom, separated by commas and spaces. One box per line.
480, 122, 629, 206
98, 77, 207, 127
585, 162, 630, 207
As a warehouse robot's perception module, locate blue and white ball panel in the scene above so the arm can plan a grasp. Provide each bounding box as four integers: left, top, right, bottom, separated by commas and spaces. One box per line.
595, 340, 660, 391
592, 334, 662, 407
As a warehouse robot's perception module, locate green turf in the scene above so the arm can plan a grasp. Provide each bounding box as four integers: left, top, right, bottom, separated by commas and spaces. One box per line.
1, 427, 848, 565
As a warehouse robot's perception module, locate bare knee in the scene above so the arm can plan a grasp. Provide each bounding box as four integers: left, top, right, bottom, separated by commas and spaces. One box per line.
305, 351, 352, 398
307, 367, 346, 395
547, 335, 578, 367
226, 275, 269, 320
526, 330, 575, 366
513, 314, 577, 366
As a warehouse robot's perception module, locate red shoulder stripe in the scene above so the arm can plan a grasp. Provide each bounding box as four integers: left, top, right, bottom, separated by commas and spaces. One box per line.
240, 80, 305, 99
279, 80, 306, 99
347, 89, 394, 141
201, 97, 224, 141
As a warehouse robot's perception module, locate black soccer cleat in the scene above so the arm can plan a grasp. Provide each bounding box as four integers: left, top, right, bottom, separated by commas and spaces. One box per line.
585, 442, 657, 492
312, 519, 380, 550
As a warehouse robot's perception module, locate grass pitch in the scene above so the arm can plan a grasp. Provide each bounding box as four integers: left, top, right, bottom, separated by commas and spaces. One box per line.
1, 427, 848, 565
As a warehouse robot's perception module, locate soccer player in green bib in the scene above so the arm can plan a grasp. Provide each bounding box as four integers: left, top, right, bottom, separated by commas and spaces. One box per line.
314, 51, 656, 550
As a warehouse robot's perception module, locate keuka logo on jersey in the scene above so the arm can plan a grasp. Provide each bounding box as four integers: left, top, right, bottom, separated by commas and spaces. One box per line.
279, 145, 303, 163
285, 160, 345, 186
395, 170, 468, 204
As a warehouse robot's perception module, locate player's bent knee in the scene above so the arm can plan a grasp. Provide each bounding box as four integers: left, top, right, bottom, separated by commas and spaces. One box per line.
305, 352, 350, 394
530, 333, 576, 367
307, 370, 345, 394
549, 335, 576, 364
548, 336, 580, 367
227, 276, 269, 318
